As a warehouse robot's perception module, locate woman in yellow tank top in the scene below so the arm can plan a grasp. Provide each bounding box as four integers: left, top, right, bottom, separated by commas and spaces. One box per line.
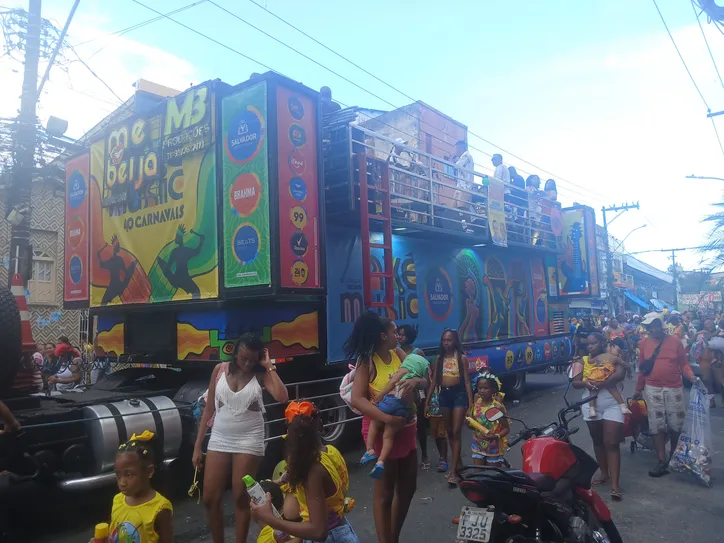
347, 312, 428, 543
250, 401, 359, 543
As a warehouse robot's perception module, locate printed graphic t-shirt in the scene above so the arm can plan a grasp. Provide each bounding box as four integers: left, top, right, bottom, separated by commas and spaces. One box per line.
110, 491, 172, 543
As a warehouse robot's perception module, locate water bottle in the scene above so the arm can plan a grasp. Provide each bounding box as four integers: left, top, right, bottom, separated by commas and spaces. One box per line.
242, 475, 280, 517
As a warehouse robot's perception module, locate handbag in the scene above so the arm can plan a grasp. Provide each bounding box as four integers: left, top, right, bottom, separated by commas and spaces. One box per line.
639, 339, 665, 377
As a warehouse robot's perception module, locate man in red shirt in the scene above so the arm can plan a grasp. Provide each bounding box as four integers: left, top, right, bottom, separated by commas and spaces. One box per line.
634, 312, 698, 477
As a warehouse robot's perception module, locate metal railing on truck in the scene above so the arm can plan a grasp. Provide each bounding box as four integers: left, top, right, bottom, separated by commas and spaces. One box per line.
324, 124, 562, 250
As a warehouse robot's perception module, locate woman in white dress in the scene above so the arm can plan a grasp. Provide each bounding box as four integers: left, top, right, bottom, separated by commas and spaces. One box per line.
193, 333, 289, 543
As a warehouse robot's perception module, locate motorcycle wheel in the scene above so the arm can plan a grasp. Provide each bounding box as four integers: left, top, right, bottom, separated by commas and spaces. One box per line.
595, 519, 624, 543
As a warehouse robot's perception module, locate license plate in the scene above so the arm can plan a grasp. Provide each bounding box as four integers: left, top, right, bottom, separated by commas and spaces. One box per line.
456, 506, 494, 542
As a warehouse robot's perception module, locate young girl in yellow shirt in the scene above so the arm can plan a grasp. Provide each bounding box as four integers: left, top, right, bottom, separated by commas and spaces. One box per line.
104, 431, 173, 543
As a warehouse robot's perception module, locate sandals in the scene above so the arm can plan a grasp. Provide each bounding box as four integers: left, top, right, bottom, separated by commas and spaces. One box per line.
370, 462, 385, 479
437, 460, 449, 473
360, 450, 378, 465
610, 489, 623, 502
592, 478, 609, 486
446, 472, 460, 486
421, 459, 431, 471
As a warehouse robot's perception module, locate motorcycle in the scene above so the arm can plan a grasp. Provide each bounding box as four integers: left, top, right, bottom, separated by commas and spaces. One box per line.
454, 361, 623, 543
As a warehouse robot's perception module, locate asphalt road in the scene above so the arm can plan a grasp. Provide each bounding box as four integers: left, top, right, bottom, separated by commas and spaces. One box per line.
21, 373, 724, 542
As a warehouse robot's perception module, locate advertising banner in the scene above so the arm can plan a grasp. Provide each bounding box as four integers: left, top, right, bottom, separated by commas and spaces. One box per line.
487, 178, 507, 247
326, 226, 537, 361
276, 86, 321, 288
530, 258, 549, 336
64, 153, 90, 303
557, 207, 591, 297
221, 82, 271, 288
583, 206, 600, 297
89, 83, 218, 306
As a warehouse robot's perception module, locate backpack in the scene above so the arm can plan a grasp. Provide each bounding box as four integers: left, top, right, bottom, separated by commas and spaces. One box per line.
339, 364, 362, 415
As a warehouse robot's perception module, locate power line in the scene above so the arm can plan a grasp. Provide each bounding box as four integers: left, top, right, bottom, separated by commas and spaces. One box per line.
73, 0, 209, 48
126, 0, 605, 206
66, 43, 125, 104
241, 0, 609, 202
653, 0, 710, 109
692, 0, 724, 89
654, 0, 724, 159
86, 0, 606, 205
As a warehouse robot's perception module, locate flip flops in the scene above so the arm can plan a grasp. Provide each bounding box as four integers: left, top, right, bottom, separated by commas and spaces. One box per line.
610, 489, 623, 502
360, 450, 378, 465
370, 462, 385, 479
437, 460, 449, 473
421, 460, 431, 471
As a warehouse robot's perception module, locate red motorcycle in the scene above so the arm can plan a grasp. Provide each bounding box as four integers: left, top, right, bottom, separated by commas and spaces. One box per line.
454, 364, 623, 543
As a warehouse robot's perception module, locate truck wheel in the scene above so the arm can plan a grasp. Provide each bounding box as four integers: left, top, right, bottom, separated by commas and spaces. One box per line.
503, 371, 526, 401
0, 286, 22, 396
318, 394, 360, 449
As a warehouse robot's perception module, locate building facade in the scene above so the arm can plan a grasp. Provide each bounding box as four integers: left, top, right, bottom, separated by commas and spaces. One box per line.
0, 180, 83, 347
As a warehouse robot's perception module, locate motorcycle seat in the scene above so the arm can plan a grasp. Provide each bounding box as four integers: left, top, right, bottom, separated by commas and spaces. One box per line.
508, 470, 558, 491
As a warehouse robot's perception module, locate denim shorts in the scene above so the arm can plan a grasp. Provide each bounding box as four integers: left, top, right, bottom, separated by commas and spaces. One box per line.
438, 384, 469, 410
304, 520, 360, 543
377, 394, 412, 418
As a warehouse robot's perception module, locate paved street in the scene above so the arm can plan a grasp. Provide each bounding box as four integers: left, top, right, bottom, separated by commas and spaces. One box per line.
24, 373, 724, 542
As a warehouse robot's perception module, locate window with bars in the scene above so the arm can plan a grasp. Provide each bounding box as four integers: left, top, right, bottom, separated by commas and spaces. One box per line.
28, 250, 56, 304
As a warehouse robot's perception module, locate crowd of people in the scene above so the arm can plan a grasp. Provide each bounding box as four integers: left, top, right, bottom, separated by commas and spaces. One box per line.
568, 308, 721, 499
380, 136, 560, 245
3, 308, 718, 542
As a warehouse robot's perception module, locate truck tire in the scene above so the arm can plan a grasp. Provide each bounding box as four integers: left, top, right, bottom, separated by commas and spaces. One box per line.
318, 394, 361, 450
502, 371, 526, 401
0, 286, 22, 396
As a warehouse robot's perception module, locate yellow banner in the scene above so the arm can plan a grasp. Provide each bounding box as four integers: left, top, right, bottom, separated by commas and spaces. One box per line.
89, 84, 218, 306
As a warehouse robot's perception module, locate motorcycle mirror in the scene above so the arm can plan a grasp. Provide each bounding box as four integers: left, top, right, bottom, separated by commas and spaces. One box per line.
567, 361, 584, 381
484, 407, 505, 422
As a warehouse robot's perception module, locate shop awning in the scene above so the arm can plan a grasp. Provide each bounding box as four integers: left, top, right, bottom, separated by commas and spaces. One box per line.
649, 298, 674, 311
625, 290, 649, 309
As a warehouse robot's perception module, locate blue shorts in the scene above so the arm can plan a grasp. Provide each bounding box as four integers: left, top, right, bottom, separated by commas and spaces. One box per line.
439, 384, 469, 410
376, 394, 412, 418
304, 520, 359, 543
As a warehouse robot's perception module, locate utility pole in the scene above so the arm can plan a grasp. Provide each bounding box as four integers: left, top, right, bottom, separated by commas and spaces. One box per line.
670, 249, 679, 310
601, 202, 640, 315
7, 0, 42, 287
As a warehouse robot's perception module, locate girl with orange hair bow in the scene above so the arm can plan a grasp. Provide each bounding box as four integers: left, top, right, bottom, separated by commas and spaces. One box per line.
251, 401, 360, 543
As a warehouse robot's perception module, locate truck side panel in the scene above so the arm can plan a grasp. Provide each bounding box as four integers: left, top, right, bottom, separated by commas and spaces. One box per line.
326, 225, 557, 365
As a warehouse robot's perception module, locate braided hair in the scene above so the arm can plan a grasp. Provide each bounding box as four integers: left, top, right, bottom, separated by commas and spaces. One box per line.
117, 431, 159, 468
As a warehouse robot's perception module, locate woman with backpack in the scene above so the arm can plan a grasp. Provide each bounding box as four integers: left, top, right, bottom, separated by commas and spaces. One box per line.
346, 312, 427, 543
193, 333, 289, 543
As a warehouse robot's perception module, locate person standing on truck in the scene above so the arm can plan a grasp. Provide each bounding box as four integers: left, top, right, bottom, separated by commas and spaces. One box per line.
348, 312, 426, 543
452, 140, 475, 233
395, 324, 431, 470
427, 329, 473, 486
193, 333, 289, 543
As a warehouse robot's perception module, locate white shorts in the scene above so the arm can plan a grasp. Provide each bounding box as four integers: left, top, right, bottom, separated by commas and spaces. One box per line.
581, 390, 625, 424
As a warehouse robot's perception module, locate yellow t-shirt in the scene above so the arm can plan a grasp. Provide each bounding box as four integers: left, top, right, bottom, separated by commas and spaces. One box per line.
368, 350, 401, 398
110, 491, 172, 543
294, 445, 348, 526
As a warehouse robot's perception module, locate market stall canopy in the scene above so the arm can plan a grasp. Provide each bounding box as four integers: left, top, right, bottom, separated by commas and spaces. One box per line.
625, 290, 649, 309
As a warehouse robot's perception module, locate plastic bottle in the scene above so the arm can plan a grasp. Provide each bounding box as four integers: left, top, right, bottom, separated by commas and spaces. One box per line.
92, 522, 109, 543
242, 475, 280, 517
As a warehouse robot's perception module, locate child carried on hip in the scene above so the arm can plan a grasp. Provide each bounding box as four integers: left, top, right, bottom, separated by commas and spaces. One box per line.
360, 353, 430, 478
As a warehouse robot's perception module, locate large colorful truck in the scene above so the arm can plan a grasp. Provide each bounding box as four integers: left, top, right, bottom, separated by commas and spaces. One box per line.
0, 72, 600, 495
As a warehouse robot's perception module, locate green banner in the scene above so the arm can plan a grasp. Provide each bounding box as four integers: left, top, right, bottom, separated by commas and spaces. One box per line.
221, 82, 271, 287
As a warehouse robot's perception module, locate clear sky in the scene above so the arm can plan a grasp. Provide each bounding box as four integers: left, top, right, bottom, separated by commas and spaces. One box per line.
2, 0, 724, 273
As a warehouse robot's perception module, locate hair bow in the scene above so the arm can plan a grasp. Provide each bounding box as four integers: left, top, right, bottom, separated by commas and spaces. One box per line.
129, 430, 155, 442
284, 401, 317, 423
